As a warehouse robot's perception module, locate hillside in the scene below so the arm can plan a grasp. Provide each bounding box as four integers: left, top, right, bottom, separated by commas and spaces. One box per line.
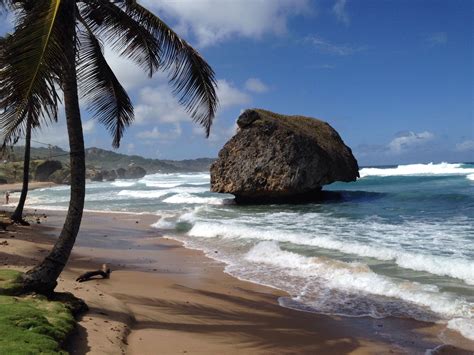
1, 146, 214, 183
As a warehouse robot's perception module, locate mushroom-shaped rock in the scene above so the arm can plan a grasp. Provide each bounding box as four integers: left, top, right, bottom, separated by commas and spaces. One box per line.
210, 109, 359, 203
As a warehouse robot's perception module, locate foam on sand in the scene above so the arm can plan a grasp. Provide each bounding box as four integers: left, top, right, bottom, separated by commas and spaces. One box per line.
359, 162, 474, 178
187, 218, 474, 285
245, 241, 474, 340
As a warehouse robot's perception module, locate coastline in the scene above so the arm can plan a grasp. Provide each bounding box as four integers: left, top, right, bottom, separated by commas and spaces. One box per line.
0, 181, 58, 194
1, 207, 473, 354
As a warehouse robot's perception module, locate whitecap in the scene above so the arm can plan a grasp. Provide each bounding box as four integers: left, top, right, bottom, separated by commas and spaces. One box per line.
163, 192, 224, 205
117, 189, 170, 199
111, 181, 136, 187
359, 162, 474, 178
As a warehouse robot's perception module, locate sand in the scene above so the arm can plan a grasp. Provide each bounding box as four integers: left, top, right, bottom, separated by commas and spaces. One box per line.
1, 208, 473, 355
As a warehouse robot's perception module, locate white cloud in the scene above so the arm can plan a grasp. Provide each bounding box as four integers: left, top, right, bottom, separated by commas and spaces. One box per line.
82, 120, 96, 134
245, 78, 269, 93
134, 85, 190, 125
104, 47, 150, 90
127, 143, 135, 153
134, 78, 249, 126
142, 0, 310, 47
426, 32, 448, 47
218, 79, 251, 108
388, 131, 435, 153
456, 140, 474, 152
136, 125, 182, 141
333, 0, 349, 26
304, 35, 365, 56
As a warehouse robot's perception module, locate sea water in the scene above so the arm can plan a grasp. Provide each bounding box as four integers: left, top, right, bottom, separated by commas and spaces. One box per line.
23, 162, 474, 341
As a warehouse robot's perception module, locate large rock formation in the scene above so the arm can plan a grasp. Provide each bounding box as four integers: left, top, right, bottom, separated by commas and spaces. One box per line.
124, 166, 146, 179
35, 160, 63, 182
210, 109, 359, 203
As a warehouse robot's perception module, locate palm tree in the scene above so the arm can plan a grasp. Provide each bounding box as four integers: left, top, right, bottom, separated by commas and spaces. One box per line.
10, 115, 33, 224
0, 0, 218, 294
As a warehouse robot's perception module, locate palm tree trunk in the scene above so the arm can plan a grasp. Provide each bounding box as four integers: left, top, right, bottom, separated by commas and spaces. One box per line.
11, 118, 32, 224
22, 1, 85, 294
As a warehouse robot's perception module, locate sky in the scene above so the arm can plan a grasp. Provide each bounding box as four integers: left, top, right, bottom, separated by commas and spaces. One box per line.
1, 0, 473, 165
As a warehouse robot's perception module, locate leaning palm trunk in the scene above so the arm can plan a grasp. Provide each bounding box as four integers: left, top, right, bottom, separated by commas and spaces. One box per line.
22, 2, 85, 294
11, 117, 32, 224
2, 0, 218, 295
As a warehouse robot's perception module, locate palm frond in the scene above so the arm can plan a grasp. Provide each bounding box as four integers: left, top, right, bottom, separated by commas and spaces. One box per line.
80, 0, 161, 77
77, 25, 134, 148
0, 0, 63, 145
120, 1, 218, 136
81, 0, 218, 136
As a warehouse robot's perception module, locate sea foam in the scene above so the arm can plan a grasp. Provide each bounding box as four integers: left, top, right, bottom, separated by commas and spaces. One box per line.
245, 241, 474, 339
163, 192, 225, 205
359, 162, 474, 178
187, 218, 474, 285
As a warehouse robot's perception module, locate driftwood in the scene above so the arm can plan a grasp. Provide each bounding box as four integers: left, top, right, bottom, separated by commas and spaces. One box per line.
76, 264, 111, 283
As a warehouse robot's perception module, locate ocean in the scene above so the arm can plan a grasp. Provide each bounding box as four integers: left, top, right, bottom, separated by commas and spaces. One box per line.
23, 162, 474, 342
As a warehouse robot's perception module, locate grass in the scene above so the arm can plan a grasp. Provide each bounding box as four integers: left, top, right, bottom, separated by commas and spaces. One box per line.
0, 270, 76, 355
0, 269, 24, 295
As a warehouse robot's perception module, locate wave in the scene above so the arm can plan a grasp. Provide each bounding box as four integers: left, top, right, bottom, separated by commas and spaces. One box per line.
467, 174, 474, 181
163, 192, 226, 205
359, 162, 474, 178
111, 181, 136, 187
245, 241, 474, 340
187, 218, 474, 285
117, 189, 170, 199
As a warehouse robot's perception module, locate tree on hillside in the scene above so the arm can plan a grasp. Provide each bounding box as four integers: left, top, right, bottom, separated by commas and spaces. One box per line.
0, 0, 218, 294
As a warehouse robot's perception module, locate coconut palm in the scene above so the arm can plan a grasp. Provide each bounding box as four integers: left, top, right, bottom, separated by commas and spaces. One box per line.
10, 116, 33, 224
0, 0, 218, 294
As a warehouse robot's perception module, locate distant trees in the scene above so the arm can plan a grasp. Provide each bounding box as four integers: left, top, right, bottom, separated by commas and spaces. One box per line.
0, 0, 218, 294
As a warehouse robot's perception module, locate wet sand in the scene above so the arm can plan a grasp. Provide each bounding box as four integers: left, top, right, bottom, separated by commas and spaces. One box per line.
1, 208, 473, 354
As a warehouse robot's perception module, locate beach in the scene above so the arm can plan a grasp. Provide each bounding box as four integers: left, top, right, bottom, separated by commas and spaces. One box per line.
0, 207, 472, 354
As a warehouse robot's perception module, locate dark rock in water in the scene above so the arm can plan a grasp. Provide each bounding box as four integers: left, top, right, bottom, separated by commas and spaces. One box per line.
103, 170, 117, 182
124, 166, 146, 179
35, 160, 63, 181
116, 168, 126, 179
210, 109, 359, 203
89, 170, 104, 182
49, 168, 71, 185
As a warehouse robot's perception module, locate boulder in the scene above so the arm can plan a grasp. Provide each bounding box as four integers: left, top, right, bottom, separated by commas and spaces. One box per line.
49, 168, 71, 185
116, 168, 126, 179
210, 109, 359, 203
35, 160, 63, 182
89, 170, 104, 182
124, 166, 146, 179
103, 170, 117, 182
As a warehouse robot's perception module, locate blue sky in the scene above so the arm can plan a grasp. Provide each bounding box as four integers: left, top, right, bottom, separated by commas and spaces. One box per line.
1, 0, 473, 165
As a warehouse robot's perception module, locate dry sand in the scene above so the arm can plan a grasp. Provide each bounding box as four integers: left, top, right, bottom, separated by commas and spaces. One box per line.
1, 209, 473, 355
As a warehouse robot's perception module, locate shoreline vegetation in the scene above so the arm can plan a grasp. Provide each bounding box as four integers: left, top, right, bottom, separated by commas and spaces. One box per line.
1, 206, 473, 354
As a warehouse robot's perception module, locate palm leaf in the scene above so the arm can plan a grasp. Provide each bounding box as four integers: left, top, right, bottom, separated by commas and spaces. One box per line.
0, 0, 63, 145
81, 0, 218, 137
80, 0, 161, 76
77, 24, 134, 148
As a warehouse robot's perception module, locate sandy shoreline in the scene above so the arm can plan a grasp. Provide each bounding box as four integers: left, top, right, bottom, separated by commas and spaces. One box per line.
1, 207, 473, 354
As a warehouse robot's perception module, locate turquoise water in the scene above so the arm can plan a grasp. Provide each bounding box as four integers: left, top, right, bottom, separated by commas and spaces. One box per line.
23, 162, 474, 341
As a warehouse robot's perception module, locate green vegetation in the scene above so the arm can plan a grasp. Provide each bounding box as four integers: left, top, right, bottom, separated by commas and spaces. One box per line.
0, 270, 24, 295
253, 109, 344, 153
0, 271, 75, 355
1, 146, 214, 183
